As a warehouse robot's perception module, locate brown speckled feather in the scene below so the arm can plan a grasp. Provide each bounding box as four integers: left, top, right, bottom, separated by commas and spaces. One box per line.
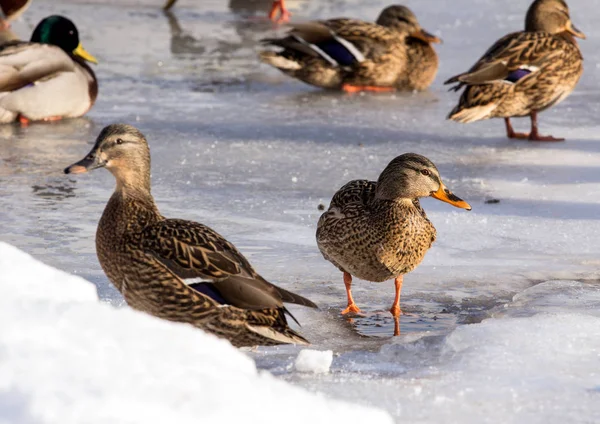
317, 179, 436, 282
259, 6, 438, 91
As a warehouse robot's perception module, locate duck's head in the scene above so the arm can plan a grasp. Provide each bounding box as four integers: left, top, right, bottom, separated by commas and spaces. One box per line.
31, 15, 98, 64
376, 5, 441, 44
64, 124, 151, 191
375, 153, 471, 210
525, 0, 585, 39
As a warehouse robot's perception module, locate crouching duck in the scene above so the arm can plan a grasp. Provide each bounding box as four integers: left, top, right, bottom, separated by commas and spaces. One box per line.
445, 0, 584, 141
0, 15, 98, 124
260, 5, 440, 92
64, 124, 317, 347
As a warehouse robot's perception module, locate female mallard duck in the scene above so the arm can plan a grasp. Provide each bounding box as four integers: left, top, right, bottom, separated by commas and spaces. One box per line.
64, 124, 317, 347
259, 5, 441, 92
0, 0, 30, 29
445, 0, 584, 141
163, 0, 291, 23
0, 15, 98, 124
316, 154, 470, 335
0, 0, 31, 42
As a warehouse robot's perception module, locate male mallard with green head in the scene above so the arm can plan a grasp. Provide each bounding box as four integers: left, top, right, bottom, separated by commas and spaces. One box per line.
316, 154, 471, 335
260, 5, 440, 92
445, 0, 584, 141
64, 124, 317, 348
0, 15, 98, 124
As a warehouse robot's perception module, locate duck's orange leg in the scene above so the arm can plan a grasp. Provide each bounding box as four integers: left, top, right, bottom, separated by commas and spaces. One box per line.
342, 84, 396, 93
505, 113, 564, 142
389, 275, 403, 317
268, 0, 291, 23
42, 116, 63, 122
504, 118, 528, 139
528, 111, 564, 142
393, 315, 400, 336
341, 272, 361, 315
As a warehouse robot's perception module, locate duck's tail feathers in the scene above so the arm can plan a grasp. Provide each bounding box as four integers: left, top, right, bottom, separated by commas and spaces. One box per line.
259, 51, 302, 70
447, 103, 497, 123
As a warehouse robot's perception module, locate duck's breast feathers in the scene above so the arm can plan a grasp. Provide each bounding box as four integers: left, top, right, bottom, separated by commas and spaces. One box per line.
445, 31, 579, 87
0, 42, 76, 92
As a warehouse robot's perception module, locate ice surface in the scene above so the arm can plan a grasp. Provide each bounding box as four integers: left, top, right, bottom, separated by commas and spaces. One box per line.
1, 0, 600, 422
294, 349, 334, 373
0, 242, 392, 424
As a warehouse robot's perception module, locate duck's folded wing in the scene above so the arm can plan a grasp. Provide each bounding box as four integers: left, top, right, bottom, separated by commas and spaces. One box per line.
445, 32, 561, 88
141, 219, 317, 310
0, 42, 75, 92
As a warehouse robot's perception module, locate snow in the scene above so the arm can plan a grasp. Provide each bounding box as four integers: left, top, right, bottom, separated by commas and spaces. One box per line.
0, 242, 392, 424
1, 0, 600, 422
294, 349, 333, 373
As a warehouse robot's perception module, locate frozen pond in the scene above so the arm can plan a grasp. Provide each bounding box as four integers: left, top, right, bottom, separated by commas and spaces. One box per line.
1, 0, 600, 422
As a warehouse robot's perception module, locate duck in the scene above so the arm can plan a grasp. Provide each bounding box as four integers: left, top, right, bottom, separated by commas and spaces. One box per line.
0, 0, 31, 42
64, 124, 317, 348
0, 0, 30, 29
259, 5, 441, 92
445, 0, 584, 142
163, 0, 292, 23
0, 15, 98, 124
316, 153, 471, 335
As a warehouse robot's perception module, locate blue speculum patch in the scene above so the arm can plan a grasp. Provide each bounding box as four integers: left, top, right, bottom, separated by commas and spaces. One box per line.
506, 68, 532, 83
317, 39, 358, 66
188, 282, 227, 305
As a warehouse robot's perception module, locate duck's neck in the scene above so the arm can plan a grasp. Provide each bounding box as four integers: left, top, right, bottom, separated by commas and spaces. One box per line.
101, 171, 162, 237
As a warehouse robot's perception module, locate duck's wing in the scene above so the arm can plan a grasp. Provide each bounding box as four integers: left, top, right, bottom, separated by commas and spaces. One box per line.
261, 19, 397, 68
141, 218, 317, 310
328, 179, 377, 218
0, 42, 75, 92
444, 31, 563, 90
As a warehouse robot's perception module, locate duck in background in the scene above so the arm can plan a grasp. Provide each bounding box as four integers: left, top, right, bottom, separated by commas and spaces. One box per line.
163, 0, 292, 23
445, 0, 584, 142
64, 124, 317, 348
317, 154, 471, 336
259, 5, 440, 92
0, 15, 98, 124
0, 0, 31, 42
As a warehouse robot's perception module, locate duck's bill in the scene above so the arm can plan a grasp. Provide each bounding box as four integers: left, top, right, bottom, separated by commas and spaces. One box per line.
64, 154, 105, 174
73, 43, 98, 64
567, 22, 586, 39
431, 185, 471, 210
411, 29, 442, 44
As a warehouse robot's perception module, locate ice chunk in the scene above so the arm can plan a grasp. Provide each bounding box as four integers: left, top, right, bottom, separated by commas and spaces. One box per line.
295, 349, 334, 374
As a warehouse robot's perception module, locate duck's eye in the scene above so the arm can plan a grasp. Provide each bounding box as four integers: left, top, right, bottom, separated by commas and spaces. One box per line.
115, 138, 123, 145
420, 169, 431, 176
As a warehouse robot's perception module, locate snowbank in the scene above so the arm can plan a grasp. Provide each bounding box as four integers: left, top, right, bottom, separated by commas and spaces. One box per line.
0, 242, 392, 424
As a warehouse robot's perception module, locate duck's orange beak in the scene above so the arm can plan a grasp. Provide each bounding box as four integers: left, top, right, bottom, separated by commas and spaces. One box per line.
411, 28, 442, 44
431, 184, 471, 210
566, 21, 586, 39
